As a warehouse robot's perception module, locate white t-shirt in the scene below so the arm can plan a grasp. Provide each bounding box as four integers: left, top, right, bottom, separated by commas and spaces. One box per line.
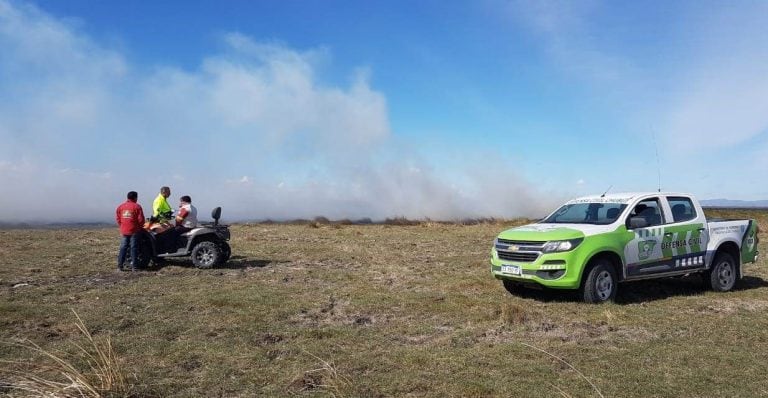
178, 203, 198, 228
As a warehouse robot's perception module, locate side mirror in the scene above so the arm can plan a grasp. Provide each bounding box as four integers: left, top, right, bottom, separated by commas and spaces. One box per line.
628, 216, 648, 229
211, 207, 221, 226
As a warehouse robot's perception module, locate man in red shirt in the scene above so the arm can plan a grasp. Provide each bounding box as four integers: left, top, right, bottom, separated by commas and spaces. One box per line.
115, 191, 146, 271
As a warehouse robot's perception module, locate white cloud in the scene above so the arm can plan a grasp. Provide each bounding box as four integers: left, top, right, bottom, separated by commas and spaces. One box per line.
509, 0, 768, 193
507, 0, 637, 84
0, 0, 556, 222
658, 4, 768, 154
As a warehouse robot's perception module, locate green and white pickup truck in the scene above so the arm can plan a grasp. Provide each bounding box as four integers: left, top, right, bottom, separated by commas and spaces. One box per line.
490, 192, 760, 303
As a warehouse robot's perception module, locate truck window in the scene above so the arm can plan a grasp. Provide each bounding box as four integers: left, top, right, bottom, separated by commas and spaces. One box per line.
667, 196, 697, 223
544, 202, 627, 225
628, 198, 664, 227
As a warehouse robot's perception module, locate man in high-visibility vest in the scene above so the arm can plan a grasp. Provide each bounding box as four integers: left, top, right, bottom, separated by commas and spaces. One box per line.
153, 186, 173, 223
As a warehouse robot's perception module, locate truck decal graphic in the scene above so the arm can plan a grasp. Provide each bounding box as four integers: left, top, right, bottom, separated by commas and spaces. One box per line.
638, 240, 657, 261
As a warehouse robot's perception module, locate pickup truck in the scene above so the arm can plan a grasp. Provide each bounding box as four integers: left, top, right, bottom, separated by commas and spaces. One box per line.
490, 192, 759, 303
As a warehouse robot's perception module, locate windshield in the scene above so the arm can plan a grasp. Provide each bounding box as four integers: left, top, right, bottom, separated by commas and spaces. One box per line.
543, 203, 627, 225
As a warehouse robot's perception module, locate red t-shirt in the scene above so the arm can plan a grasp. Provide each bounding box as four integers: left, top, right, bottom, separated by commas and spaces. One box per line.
116, 200, 146, 235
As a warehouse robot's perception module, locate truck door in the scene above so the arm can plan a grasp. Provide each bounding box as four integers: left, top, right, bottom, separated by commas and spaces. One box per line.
662, 196, 708, 271
624, 197, 670, 277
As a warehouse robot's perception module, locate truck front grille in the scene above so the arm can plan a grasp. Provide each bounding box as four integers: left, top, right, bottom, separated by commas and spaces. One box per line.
497, 238, 545, 247
495, 238, 544, 263
497, 251, 540, 262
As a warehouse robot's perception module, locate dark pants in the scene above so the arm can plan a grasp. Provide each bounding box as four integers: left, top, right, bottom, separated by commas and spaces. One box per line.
117, 233, 139, 270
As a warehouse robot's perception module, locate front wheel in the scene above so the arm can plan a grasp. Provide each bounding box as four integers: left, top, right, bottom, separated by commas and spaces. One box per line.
581, 260, 617, 303
191, 241, 221, 269
707, 252, 737, 292
218, 242, 231, 265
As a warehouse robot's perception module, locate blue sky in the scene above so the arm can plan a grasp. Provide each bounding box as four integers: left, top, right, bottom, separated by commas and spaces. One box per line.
1, 0, 767, 222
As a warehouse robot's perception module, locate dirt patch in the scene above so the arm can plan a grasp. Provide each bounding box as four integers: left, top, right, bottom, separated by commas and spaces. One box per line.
291, 295, 388, 327
253, 332, 283, 346
689, 299, 768, 315
481, 319, 657, 345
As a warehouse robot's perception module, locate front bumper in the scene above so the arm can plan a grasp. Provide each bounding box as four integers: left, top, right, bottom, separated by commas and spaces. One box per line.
490, 247, 586, 289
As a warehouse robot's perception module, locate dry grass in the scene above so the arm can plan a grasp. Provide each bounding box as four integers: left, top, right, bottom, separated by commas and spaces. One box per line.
522, 342, 604, 398
289, 351, 351, 397
1, 310, 128, 397
0, 208, 766, 396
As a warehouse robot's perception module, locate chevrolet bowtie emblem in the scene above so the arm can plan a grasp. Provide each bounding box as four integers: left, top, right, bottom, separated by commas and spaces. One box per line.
507, 245, 519, 252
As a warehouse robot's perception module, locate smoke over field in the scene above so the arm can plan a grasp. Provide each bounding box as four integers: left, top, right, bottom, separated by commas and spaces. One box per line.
0, 1, 561, 223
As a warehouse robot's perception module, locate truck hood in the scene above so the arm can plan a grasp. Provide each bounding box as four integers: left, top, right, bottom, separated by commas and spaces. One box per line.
498, 223, 612, 241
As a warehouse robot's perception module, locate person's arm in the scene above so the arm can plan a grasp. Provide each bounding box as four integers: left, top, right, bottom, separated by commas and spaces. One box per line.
152, 196, 160, 217
176, 207, 189, 225
116, 207, 121, 226
137, 206, 145, 227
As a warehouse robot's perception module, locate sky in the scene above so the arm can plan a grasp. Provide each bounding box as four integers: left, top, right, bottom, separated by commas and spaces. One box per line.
1, 0, 767, 222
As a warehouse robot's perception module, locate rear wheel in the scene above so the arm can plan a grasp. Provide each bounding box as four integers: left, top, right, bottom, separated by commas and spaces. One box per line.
581, 260, 617, 303
191, 241, 220, 269
708, 252, 737, 292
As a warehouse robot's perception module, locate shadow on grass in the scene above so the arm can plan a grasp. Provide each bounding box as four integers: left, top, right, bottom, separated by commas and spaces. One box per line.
218, 255, 284, 269
148, 255, 286, 271
616, 274, 768, 304
502, 275, 768, 304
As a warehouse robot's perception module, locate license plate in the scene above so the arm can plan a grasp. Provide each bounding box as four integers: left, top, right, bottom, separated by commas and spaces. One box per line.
501, 265, 521, 275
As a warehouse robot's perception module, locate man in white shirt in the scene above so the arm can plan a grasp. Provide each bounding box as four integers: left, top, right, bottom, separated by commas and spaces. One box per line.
175, 195, 198, 232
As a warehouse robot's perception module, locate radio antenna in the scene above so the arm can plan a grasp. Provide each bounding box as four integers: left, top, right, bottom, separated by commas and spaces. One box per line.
601, 185, 612, 198
651, 128, 661, 192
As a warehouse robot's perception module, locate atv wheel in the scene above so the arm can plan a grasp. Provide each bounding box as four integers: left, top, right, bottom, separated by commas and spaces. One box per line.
708, 252, 737, 292
581, 260, 617, 303
191, 241, 220, 269
218, 242, 231, 265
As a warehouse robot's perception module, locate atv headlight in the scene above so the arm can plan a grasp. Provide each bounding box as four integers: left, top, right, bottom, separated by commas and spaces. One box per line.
542, 238, 583, 253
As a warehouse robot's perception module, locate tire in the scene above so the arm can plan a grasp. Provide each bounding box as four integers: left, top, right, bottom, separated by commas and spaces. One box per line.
191, 241, 220, 269
218, 242, 231, 265
581, 260, 618, 303
708, 252, 737, 292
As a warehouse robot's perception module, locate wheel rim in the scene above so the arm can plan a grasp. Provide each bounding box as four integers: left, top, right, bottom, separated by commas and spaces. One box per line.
196, 247, 215, 265
595, 270, 613, 300
717, 261, 735, 288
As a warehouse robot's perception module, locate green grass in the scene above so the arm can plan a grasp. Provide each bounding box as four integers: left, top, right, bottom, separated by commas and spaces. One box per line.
1, 209, 767, 397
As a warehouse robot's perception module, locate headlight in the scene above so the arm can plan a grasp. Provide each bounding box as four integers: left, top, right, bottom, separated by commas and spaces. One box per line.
542, 238, 583, 253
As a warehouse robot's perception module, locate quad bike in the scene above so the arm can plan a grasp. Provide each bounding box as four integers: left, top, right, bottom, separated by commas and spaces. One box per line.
131, 207, 231, 269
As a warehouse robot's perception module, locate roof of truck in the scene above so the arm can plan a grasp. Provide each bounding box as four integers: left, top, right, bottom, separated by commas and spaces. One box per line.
567, 192, 693, 204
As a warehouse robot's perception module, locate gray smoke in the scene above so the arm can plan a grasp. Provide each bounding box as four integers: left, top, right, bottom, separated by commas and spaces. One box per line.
0, 1, 563, 223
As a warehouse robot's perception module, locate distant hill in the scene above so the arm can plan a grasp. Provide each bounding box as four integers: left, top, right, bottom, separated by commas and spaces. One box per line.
701, 199, 768, 208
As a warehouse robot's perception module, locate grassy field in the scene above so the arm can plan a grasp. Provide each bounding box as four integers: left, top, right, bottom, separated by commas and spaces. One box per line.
1, 209, 767, 397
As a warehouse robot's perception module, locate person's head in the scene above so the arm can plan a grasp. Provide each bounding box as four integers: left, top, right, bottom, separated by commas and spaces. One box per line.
127, 191, 138, 202
180, 195, 191, 204
160, 186, 171, 198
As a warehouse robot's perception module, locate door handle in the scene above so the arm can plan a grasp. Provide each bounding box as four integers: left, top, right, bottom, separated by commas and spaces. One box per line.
664, 232, 673, 237
698, 228, 706, 232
